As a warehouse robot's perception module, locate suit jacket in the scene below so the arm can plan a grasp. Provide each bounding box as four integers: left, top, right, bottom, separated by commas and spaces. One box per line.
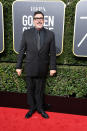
16, 27, 56, 77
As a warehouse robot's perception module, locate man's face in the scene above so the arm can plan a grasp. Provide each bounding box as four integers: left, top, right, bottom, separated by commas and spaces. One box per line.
33, 14, 44, 30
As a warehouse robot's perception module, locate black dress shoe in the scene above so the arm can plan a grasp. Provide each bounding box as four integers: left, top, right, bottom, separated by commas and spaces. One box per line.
25, 110, 35, 119
38, 110, 49, 119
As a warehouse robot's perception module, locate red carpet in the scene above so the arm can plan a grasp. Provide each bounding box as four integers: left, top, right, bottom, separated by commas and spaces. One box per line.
0, 107, 87, 131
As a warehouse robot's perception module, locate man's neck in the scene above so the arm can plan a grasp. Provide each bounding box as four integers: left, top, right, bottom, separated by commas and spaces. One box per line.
35, 27, 44, 31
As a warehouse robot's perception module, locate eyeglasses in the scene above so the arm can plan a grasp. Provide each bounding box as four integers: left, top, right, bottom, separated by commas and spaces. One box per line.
34, 17, 44, 20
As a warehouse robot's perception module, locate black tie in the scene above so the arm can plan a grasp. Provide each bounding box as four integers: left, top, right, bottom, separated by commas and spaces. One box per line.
37, 30, 40, 50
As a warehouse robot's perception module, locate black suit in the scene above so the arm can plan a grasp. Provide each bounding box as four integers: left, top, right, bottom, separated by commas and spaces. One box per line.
16, 27, 56, 110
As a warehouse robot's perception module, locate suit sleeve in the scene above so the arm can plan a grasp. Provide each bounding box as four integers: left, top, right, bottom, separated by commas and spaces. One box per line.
16, 31, 26, 69
49, 32, 56, 70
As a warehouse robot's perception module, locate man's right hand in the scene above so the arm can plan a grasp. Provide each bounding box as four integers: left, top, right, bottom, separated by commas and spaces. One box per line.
16, 69, 22, 76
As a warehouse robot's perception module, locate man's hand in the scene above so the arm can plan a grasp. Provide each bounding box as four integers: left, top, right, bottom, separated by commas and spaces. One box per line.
50, 70, 56, 76
16, 69, 22, 76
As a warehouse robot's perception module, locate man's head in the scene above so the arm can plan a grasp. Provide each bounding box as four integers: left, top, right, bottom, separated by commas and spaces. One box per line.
33, 11, 44, 30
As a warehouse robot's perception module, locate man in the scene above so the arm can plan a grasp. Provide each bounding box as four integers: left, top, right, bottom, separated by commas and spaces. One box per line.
16, 11, 56, 119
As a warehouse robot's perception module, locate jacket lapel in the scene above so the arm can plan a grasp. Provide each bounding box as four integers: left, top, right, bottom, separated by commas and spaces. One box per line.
32, 28, 38, 52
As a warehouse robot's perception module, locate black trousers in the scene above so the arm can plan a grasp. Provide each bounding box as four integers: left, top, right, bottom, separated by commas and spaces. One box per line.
26, 76, 46, 111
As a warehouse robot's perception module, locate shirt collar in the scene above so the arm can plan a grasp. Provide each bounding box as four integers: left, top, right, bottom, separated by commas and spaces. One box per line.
34, 27, 44, 32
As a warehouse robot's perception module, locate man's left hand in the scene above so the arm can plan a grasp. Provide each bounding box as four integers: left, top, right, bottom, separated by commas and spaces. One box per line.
50, 70, 56, 76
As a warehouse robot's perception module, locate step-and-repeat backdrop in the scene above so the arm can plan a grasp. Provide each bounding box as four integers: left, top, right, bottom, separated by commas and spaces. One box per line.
12, 0, 66, 55
1, 0, 87, 57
